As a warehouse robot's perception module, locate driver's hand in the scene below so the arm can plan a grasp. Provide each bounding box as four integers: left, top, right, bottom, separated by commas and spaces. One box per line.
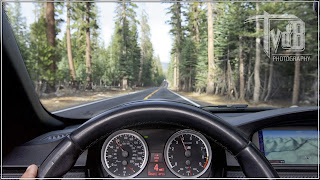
20, 164, 38, 179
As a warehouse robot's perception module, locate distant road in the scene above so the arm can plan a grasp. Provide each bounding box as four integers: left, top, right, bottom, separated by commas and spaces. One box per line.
53, 81, 210, 119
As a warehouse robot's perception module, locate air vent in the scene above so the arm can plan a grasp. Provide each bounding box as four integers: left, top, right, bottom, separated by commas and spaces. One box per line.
41, 133, 69, 141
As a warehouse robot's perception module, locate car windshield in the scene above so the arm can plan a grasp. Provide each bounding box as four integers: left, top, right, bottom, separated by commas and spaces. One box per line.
4, 0, 318, 119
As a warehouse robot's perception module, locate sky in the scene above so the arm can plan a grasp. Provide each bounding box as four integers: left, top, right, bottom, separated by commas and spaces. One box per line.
17, 1, 173, 63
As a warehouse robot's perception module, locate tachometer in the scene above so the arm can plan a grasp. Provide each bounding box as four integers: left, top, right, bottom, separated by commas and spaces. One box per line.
164, 129, 212, 178
101, 130, 148, 178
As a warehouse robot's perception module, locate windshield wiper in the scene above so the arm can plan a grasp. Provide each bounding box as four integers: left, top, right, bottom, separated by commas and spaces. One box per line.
201, 104, 248, 109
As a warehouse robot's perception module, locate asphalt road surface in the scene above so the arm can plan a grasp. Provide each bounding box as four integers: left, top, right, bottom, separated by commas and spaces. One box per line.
53, 81, 211, 119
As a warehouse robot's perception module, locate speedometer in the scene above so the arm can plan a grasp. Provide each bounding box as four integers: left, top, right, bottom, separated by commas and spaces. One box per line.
101, 130, 148, 178
164, 129, 212, 178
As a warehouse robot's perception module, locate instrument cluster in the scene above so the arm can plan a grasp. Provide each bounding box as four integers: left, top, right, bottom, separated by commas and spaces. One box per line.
100, 129, 213, 178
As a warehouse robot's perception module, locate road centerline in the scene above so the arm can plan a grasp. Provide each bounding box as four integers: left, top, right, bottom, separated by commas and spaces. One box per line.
143, 87, 161, 100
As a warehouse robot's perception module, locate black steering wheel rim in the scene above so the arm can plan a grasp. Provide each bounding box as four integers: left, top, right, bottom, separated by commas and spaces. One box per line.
38, 100, 279, 178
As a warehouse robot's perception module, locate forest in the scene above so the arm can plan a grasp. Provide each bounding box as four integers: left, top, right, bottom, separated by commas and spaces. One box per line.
4, 0, 318, 107
4, 0, 165, 94
165, 0, 318, 106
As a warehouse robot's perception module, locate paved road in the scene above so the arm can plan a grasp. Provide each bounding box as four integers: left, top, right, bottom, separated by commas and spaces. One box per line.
53, 81, 211, 119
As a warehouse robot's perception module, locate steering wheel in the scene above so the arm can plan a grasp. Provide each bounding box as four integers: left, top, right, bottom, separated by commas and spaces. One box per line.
37, 101, 279, 178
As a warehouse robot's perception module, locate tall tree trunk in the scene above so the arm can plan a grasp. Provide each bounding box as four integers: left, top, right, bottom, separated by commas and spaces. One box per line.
190, 3, 200, 92
189, 68, 192, 92
227, 59, 233, 99
176, 2, 182, 90
264, 59, 274, 101
215, 83, 219, 95
261, 65, 268, 100
45, 2, 56, 92
85, 2, 92, 90
220, 62, 226, 95
192, 4, 200, 43
253, 3, 261, 104
206, 2, 215, 94
239, 36, 245, 100
226, 48, 235, 99
313, 78, 317, 104
292, 55, 300, 105
227, 58, 238, 99
183, 79, 187, 91
121, 1, 128, 90
66, 1, 77, 86
174, 55, 178, 90
246, 41, 253, 97
138, 47, 144, 86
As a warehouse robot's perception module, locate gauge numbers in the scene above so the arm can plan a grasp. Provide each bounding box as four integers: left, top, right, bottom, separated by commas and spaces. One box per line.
101, 130, 148, 178
164, 129, 212, 178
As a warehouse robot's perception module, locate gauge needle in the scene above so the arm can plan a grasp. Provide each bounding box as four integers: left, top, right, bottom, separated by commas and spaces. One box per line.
115, 138, 124, 151
127, 165, 135, 172
180, 136, 192, 176
180, 135, 187, 151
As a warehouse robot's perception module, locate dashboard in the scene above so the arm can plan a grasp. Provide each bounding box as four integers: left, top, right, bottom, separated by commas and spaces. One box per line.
2, 106, 318, 178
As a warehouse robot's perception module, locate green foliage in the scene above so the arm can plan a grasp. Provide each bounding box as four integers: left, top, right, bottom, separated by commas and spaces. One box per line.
167, 1, 207, 91
140, 11, 155, 86
113, 1, 141, 86
165, 1, 317, 104
7, 1, 317, 104
152, 55, 165, 86
29, 13, 56, 84
5, 2, 30, 73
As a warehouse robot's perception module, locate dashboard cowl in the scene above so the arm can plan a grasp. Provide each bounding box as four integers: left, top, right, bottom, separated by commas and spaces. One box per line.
227, 106, 317, 138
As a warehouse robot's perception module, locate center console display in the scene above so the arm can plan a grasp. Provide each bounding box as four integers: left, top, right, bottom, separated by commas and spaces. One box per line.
258, 130, 318, 164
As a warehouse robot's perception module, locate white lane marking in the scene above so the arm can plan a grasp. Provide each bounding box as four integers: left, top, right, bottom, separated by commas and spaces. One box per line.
167, 89, 201, 107
52, 91, 142, 114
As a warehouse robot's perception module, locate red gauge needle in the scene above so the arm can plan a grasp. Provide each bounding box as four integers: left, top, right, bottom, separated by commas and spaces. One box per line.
189, 166, 192, 176
180, 135, 187, 151
127, 165, 135, 172
115, 138, 124, 151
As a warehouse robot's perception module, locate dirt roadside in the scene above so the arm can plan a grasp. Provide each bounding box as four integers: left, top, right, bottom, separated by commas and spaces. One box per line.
176, 91, 292, 108
40, 90, 142, 112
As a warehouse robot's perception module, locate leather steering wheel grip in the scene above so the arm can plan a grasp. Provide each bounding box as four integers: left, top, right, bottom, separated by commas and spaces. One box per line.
37, 101, 279, 178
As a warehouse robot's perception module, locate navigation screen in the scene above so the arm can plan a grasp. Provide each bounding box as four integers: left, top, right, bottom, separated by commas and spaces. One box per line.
258, 130, 318, 164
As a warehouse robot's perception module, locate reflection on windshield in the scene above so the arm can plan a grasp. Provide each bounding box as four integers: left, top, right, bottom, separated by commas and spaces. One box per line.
4, 1, 318, 118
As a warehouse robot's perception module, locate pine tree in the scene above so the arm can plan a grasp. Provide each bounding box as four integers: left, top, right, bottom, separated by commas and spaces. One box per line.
139, 11, 154, 86
183, 1, 206, 92
253, 2, 261, 104
180, 38, 197, 91
66, 0, 77, 86
85, 2, 92, 89
5, 2, 29, 62
45, 2, 57, 92
113, 0, 140, 89
167, 1, 183, 90
206, 1, 215, 94
152, 55, 165, 86
28, 3, 57, 93
69, 1, 98, 88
